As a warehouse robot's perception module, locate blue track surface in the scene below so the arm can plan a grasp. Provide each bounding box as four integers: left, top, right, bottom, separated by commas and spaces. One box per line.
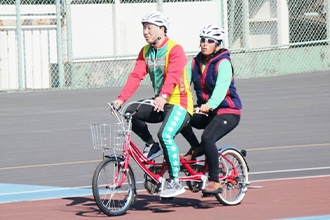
279, 216, 330, 220
0, 183, 92, 204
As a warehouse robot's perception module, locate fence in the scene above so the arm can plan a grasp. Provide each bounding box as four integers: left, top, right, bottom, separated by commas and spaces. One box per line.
0, 0, 329, 92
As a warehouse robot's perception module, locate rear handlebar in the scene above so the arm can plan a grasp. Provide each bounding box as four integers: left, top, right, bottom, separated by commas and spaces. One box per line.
193, 107, 213, 116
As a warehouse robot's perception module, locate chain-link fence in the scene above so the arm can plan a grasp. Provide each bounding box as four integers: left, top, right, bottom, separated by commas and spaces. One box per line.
0, 0, 329, 92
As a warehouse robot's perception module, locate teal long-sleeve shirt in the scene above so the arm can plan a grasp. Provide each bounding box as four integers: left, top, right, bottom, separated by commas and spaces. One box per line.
187, 59, 232, 109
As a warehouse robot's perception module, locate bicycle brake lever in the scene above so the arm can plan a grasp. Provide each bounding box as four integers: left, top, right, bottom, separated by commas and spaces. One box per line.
108, 102, 120, 115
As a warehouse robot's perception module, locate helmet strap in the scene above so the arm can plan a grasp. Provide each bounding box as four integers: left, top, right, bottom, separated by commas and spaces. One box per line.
151, 28, 165, 46
202, 47, 222, 63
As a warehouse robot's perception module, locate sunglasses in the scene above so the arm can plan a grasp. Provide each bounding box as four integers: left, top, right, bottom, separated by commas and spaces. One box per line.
200, 38, 218, 44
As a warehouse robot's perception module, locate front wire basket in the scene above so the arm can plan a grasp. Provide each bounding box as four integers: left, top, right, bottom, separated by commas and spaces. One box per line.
90, 123, 126, 151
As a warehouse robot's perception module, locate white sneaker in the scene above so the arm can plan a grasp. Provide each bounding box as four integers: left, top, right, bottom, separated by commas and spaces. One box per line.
160, 179, 185, 198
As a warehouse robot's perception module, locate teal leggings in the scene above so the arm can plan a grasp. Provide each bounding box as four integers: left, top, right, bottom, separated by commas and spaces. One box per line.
126, 102, 191, 180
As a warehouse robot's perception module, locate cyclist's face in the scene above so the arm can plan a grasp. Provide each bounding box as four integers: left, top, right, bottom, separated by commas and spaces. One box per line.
200, 38, 220, 56
143, 23, 162, 44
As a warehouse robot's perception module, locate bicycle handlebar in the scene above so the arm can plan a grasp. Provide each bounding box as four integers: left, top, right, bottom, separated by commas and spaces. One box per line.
194, 107, 213, 116
109, 99, 212, 122
108, 98, 156, 122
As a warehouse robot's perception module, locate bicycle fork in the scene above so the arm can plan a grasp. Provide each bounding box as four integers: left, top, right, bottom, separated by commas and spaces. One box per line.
107, 160, 128, 189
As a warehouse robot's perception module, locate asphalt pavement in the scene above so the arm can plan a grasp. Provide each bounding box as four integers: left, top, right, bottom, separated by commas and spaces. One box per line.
1, 71, 330, 193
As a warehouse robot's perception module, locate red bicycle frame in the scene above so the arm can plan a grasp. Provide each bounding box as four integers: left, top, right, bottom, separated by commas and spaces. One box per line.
110, 132, 240, 189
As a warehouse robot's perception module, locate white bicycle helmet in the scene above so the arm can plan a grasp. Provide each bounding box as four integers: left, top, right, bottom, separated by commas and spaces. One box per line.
141, 11, 169, 30
200, 25, 225, 42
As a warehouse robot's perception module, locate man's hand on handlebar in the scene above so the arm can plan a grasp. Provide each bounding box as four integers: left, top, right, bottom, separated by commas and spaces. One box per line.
154, 96, 166, 112
110, 99, 123, 114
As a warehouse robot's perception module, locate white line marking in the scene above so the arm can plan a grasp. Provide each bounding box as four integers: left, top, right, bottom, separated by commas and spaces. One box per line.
0, 186, 91, 196
251, 174, 330, 183
249, 166, 330, 175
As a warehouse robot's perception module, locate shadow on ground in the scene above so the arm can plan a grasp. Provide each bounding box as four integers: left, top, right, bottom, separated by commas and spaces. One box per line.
63, 192, 220, 217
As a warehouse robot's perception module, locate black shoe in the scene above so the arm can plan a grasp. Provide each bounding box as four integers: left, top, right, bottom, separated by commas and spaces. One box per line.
143, 142, 163, 160
183, 146, 204, 160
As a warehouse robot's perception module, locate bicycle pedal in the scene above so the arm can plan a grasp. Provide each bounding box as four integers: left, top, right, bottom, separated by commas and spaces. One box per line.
201, 193, 214, 198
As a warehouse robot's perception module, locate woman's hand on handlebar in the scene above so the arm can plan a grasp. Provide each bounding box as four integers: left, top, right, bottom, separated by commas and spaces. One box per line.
199, 104, 212, 113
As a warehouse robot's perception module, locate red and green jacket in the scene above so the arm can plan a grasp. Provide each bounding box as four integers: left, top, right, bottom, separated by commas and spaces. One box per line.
118, 37, 194, 115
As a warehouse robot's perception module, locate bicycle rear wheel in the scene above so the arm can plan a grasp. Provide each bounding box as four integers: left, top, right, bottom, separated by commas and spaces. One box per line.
216, 148, 248, 205
92, 156, 136, 216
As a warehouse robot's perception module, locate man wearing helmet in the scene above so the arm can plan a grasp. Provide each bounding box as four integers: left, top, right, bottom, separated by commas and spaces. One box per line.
113, 11, 194, 198
181, 24, 242, 194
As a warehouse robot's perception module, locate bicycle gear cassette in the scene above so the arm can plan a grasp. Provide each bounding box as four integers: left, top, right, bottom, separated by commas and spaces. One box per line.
185, 164, 204, 193
143, 166, 162, 194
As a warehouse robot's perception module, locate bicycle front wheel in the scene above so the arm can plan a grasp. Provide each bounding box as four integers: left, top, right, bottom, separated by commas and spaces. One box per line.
92, 156, 136, 216
216, 148, 249, 205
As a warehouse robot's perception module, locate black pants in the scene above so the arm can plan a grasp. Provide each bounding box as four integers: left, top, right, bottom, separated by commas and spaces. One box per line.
181, 113, 240, 182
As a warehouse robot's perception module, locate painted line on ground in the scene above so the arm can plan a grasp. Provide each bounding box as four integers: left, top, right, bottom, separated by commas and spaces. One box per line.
250, 174, 330, 183
0, 160, 101, 171
278, 215, 330, 220
249, 166, 330, 175
1, 178, 330, 220
0, 143, 329, 171
246, 143, 330, 151
1, 174, 330, 204
0, 183, 92, 204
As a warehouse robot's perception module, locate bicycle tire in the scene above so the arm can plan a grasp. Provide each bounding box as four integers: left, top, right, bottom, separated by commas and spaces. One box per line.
92, 156, 136, 216
215, 148, 249, 205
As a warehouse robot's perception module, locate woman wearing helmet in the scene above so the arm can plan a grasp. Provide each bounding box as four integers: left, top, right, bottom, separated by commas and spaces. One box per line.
180, 24, 242, 194
113, 11, 194, 198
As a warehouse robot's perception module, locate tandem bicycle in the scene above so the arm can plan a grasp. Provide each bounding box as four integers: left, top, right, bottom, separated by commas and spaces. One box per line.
90, 98, 250, 216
